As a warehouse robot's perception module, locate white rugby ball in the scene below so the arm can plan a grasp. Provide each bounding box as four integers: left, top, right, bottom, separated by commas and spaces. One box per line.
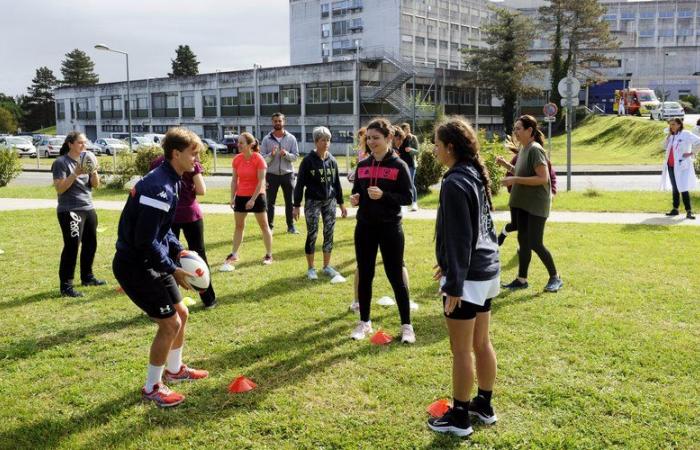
179, 250, 210, 291
79, 150, 98, 173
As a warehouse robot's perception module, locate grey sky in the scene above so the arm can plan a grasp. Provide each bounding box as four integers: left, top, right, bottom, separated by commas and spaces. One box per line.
0, 0, 290, 97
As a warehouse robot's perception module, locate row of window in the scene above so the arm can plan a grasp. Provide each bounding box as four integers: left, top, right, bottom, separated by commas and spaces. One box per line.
604, 10, 699, 20
321, 0, 363, 18
322, 39, 362, 57
322, 18, 363, 38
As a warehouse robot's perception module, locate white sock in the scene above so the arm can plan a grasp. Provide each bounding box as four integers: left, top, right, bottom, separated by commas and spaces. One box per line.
145, 364, 164, 392
166, 347, 183, 373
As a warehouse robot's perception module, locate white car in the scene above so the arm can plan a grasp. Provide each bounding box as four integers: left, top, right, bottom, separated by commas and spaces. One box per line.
650, 102, 685, 121
36, 137, 65, 158
95, 138, 130, 156
1, 136, 37, 157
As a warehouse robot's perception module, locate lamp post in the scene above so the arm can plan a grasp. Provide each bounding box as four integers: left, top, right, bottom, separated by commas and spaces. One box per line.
253, 64, 262, 139
661, 51, 677, 103
94, 44, 133, 159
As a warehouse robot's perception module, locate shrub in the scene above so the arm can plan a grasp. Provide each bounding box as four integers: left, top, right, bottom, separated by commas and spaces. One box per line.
477, 130, 507, 197
0, 146, 22, 187
414, 141, 444, 194
134, 145, 164, 176
100, 151, 138, 189
678, 100, 696, 114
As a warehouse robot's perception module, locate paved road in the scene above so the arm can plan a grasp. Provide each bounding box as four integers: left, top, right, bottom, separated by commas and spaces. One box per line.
8, 170, 670, 191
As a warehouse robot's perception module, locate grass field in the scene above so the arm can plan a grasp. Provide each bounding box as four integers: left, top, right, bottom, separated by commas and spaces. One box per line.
1, 209, 699, 449
548, 115, 667, 166
3, 183, 700, 213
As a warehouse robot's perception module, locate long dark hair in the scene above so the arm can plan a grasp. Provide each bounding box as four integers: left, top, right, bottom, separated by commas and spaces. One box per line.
669, 117, 684, 135
60, 131, 84, 156
434, 116, 493, 210
517, 115, 545, 146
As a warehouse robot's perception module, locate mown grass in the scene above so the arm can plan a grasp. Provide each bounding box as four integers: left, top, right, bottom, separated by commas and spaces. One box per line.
548, 115, 667, 166
3, 184, 700, 214
0, 209, 699, 449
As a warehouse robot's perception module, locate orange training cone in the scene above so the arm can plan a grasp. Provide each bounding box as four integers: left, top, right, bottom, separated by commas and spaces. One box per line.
116, 286, 124, 293
228, 376, 257, 393
427, 399, 451, 418
370, 330, 393, 345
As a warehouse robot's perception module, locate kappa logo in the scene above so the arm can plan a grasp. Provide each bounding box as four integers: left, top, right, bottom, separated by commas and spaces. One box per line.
159, 305, 172, 315
156, 191, 168, 200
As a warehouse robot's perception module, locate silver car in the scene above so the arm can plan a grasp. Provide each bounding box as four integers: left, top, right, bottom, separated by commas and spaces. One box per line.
36, 137, 65, 158
95, 138, 130, 156
651, 102, 685, 120
1, 136, 37, 157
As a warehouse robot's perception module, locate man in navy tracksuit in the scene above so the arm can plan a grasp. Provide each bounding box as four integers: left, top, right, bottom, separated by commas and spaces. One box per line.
113, 128, 209, 407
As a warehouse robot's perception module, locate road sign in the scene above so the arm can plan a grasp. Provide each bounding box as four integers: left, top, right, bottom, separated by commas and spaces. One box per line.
544, 116, 556, 122
543, 103, 558, 117
557, 76, 581, 99
560, 97, 579, 107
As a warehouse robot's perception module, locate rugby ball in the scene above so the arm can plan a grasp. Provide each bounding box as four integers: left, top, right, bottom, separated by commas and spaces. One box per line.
79, 150, 98, 173
179, 250, 210, 291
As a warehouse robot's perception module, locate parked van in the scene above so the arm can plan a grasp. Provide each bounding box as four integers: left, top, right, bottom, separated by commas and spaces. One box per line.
615, 88, 660, 117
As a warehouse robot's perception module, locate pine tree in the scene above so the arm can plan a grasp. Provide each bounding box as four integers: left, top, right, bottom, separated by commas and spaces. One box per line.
464, 7, 536, 133
23, 67, 58, 131
0, 107, 18, 134
61, 49, 99, 86
169, 45, 200, 77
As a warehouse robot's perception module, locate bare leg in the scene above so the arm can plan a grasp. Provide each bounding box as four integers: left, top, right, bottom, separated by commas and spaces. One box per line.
254, 212, 273, 255
472, 311, 497, 391
323, 251, 331, 268
446, 317, 475, 402
232, 212, 247, 255
306, 253, 315, 269
150, 315, 181, 366
170, 302, 189, 351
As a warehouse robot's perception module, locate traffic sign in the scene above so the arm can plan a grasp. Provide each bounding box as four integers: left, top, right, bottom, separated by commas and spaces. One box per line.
543, 103, 558, 117
560, 97, 579, 107
557, 76, 581, 99
544, 116, 556, 122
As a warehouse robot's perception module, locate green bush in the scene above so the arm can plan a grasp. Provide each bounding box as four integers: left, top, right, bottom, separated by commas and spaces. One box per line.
0, 146, 22, 187
134, 145, 164, 176
477, 130, 507, 197
678, 100, 696, 114
414, 141, 444, 194
100, 151, 138, 189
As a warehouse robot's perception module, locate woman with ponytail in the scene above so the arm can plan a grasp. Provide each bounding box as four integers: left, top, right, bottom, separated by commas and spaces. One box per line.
51, 131, 105, 297
220, 132, 273, 270
427, 117, 500, 438
502, 115, 562, 292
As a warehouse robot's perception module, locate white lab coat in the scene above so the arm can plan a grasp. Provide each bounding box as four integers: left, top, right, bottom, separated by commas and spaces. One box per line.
660, 130, 700, 192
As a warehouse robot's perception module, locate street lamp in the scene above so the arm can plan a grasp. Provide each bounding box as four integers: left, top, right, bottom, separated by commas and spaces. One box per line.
661, 51, 677, 103
94, 44, 133, 156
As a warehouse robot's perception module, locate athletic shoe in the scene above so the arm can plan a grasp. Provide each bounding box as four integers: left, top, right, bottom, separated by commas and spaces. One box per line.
687, 211, 696, 220
399, 324, 416, 344
163, 364, 209, 384
411, 202, 419, 211
142, 383, 185, 408
61, 286, 84, 298
307, 268, 318, 280
81, 277, 107, 287
544, 275, 563, 293
262, 254, 274, 265
665, 209, 680, 216
497, 231, 507, 246
225, 253, 240, 264
349, 300, 360, 313
287, 226, 300, 234
204, 300, 218, 310
350, 320, 373, 340
322, 266, 339, 278
219, 253, 238, 272
503, 279, 528, 290
409, 300, 419, 311
427, 407, 473, 437
468, 397, 498, 425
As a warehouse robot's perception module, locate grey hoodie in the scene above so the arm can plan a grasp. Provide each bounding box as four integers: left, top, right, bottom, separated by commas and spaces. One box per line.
260, 130, 299, 175
435, 163, 500, 297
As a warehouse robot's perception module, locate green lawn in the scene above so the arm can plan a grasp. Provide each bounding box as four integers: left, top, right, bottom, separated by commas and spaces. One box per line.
4, 184, 700, 214
0, 210, 698, 449
548, 115, 667, 166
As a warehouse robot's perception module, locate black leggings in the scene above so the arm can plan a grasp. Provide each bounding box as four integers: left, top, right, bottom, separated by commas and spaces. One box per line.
668, 165, 692, 212
172, 219, 216, 306
505, 207, 518, 233
355, 221, 411, 325
57, 209, 98, 285
514, 208, 557, 279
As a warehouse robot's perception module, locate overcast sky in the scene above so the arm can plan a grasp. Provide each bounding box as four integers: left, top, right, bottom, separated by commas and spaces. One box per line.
0, 0, 290, 97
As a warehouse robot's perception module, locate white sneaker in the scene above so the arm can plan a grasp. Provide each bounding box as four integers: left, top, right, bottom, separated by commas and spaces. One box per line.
377, 296, 395, 306
348, 300, 360, 313
409, 300, 419, 311
400, 324, 416, 344
307, 268, 318, 280
330, 274, 347, 284
350, 320, 373, 340
411, 202, 418, 211
219, 263, 235, 272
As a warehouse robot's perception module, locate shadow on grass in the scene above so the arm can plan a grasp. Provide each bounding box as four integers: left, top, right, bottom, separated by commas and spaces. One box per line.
0, 285, 122, 312
0, 290, 56, 311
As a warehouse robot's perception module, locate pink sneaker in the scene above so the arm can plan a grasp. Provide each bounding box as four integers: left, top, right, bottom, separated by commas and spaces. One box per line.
163, 364, 209, 384
142, 383, 185, 407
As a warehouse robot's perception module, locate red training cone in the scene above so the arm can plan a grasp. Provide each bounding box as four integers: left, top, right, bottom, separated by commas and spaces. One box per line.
427, 399, 451, 418
116, 286, 124, 293
370, 330, 393, 345
228, 376, 257, 393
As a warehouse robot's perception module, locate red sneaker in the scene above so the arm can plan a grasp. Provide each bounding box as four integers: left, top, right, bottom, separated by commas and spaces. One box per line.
142, 383, 185, 408
163, 364, 209, 383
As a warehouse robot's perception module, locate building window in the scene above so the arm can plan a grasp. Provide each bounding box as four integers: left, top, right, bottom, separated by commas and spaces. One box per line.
402, 34, 413, 43
152, 92, 178, 117
307, 85, 329, 104
221, 95, 236, 106
56, 101, 65, 120
181, 94, 194, 109
101, 125, 124, 132
280, 88, 299, 105
322, 23, 331, 37
330, 84, 353, 103
260, 92, 279, 105
479, 90, 490, 106
239, 91, 255, 106
322, 42, 330, 57
350, 17, 363, 32
321, 2, 330, 17
333, 20, 349, 36
202, 92, 217, 107
428, 38, 437, 47
415, 36, 425, 46
439, 40, 448, 49
153, 125, 172, 134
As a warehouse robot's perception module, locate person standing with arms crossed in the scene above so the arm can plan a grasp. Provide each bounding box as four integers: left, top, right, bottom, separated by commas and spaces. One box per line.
113, 128, 209, 407
261, 113, 300, 234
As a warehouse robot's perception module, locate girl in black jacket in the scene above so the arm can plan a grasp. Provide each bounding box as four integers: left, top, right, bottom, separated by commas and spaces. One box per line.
427, 117, 500, 438
349, 118, 415, 344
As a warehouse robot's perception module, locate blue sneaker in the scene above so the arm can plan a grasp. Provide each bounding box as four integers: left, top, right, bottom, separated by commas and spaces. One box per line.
307, 268, 318, 280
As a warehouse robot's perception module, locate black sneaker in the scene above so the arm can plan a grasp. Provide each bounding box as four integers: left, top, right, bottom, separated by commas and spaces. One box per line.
544, 275, 563, 293
61, 286, 84, 298
665, 209, 680, 216
81, 277, 107, 287
503, 279, 528, 290
468, 397, 498, 425
427, 407, 473, 437
497, 232, 507, 246
204, 300, 218, 310
686, 211, 696, 220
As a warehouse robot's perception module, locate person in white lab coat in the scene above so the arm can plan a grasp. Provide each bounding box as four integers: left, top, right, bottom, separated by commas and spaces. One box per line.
660, 118, 700, 219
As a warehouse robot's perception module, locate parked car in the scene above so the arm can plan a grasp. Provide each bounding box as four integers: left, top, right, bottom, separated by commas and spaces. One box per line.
221, 135, 239, 153
85, 139, 103, 155
95, 138, 130, 156
143, 133, 166, 144
36, 137, 65, 158
110, 132, 131, 140
130, 136, 161, 150
36, 135, 66, 158
0, 136, 37, 157
202, 138, 228, 154
650, 101, 685, 121
32, 134, 51, 146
